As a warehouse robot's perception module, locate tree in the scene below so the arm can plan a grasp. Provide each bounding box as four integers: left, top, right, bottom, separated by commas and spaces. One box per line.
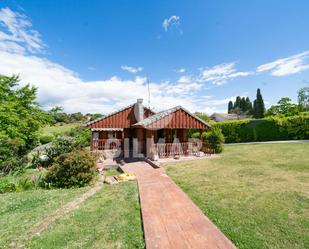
240, 97, 247, 112
297, 87, 309, 111
48, 106, 69, 123
228, 96, 253, 115
245, 97, 253, 114
0, 75, 49, 174
253, 88, 265, 118
228, 101, 233, 113
234, 96, 241, 109
194, 112, 210, 122
266, 97, 299, 116
0, 75, 49, 147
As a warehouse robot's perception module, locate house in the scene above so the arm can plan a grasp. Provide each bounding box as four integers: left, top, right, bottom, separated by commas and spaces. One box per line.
210, 112, 250, 122
86, 99, 211, 158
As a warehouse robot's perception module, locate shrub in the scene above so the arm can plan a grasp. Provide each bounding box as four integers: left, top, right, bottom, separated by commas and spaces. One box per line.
202, 127, 225, 153
44, 149, 98, 188
30, 136, 75, 168
214, 113, 309, 143
0, 138, 27, 175
0, 175, 16, 193
0, 172, 45, 193
39, 134, 54, 144
190, 131, 201, 139
68, 127, 91, 148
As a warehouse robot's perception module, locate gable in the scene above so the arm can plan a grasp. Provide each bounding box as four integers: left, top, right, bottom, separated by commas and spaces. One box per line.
134, 107, 210, 129
87, 105, 154, 129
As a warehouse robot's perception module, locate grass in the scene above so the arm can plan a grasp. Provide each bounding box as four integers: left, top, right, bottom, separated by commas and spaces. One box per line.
105, 168, 121, 176
164, 142, 309, 249
0, 187, 89, 249
27, 182, 144, 249
41, 123, 80, 136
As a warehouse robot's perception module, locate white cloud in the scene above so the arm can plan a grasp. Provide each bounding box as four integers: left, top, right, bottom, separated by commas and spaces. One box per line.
0, 8, 233, 116
177, 75, 191, 83
162, 15, 180, 32
121, 65, 143, 74
0, 7, 45, 54
177, 68, 186, 73
200, 62, 252, 85
256, 51, 309, 76
0, 49, 213, 114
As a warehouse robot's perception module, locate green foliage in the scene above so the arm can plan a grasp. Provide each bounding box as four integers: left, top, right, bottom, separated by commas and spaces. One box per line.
67, 126, 91, 147
31, 137, 76, 168
228, 101, 233, 113
253, 88, 265, 118
245, 97, 253, 113
86, 113, 104, 121
0, 75, 49, 175
0, 75, 50, 149
215, 113, 309, 143
190, 131, 201, 139
44, 149, 97, 188
0, 172, 45, 193
194, 112, 210, 122
228, 96, 253, 115
39, 134, 54, 144
266, 97, 299, 117
202, 127, 225, 153
297, 87, 309, 111
0, 138, 27, 175
48, 106, 101, 124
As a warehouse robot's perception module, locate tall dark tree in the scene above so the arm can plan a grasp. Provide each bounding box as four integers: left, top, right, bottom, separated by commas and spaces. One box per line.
240, 97, 247, 112
234, 96, 241, 109
253, 88, 265, 118
228, 101, 233, 113
245, 97, 253, 114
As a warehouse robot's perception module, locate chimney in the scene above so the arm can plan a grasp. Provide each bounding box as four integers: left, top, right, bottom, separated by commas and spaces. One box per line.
134, 98, 144, 122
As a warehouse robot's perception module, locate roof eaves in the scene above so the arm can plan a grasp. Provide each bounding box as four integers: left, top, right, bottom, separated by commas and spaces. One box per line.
179, 106, 211, 127
86, 103, 156, 127
132, 105, 211, 128
85, 104, 134, 126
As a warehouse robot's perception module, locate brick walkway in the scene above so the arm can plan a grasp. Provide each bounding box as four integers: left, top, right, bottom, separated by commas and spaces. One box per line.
121, 161, 236, 249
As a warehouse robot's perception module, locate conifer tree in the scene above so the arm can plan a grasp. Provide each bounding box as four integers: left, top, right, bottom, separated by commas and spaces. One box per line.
245, 97, 253, 114
240, 97, 247, 112
228, 101, 233, 113
234, 96, 241, 109
253, 88, 265, 118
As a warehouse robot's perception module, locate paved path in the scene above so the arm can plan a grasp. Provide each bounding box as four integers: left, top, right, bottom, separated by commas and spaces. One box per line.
121, 162, 236, 249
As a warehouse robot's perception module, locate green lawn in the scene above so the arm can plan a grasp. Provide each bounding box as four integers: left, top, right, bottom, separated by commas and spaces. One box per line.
41, 123, 80, 136
0, 182, 144, 249
0, 187, 90, 249
105, 168, 121, 176
164, 143, 309, 249
27, 182, 144, 249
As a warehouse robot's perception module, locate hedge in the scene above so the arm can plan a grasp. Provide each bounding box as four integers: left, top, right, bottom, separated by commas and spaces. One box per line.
213, 113, 309, 143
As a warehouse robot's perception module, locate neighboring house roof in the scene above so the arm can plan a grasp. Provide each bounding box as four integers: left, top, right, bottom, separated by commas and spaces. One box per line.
210, 112, 250, 122
133, 106, 211, 129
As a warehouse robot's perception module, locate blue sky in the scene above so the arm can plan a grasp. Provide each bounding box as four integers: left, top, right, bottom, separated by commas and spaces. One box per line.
0, 0, 309, 114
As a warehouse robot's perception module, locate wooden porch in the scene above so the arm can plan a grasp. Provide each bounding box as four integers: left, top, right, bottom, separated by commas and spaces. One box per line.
91, 138, 212, 158
153, 141, 212, 158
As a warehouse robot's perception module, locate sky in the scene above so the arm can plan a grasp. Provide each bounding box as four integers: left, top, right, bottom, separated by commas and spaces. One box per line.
0, 0, 309, 114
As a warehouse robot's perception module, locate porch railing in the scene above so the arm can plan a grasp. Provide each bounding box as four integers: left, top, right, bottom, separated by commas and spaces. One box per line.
92, 139, 122, 151
153, 142, 212, 158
